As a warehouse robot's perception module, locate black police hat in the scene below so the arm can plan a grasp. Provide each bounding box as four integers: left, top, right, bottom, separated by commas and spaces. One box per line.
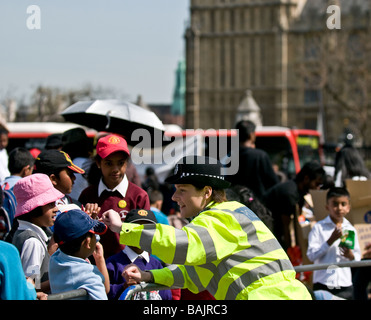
165, 155, 230, 189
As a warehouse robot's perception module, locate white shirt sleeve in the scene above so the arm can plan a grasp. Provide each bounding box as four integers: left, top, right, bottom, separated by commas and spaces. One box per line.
20, 237, 46, 277
307, 223, 331, 262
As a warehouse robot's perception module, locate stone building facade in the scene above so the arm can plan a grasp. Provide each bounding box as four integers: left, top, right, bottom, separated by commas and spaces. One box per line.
185, 0, 371, 144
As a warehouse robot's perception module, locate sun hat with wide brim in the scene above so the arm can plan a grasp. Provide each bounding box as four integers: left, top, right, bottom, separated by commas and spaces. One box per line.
13, 173, 65, 218
165, 155, 231, 189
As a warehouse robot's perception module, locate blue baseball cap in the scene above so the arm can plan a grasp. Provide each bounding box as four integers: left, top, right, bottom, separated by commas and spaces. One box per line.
54, 209, 107, 244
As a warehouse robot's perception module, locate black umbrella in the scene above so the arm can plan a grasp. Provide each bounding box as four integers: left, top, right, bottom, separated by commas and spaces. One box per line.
61, 99, 167, 146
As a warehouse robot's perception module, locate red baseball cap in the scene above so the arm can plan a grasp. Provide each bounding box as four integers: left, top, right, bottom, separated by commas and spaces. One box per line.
96, 134, 130, 158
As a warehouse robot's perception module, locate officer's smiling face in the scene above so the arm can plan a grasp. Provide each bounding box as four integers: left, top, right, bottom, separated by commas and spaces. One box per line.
172, 184, 206, 219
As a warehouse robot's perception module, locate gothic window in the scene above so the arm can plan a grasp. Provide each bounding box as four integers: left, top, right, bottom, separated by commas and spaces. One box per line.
304, 89, 320, 104
304, 36, 320, 60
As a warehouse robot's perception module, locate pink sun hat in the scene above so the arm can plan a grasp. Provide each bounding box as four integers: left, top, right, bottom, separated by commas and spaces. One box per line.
13, 173, 64, 218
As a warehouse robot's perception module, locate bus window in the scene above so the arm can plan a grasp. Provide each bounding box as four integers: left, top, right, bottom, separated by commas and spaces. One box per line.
296, 135, 321, 167
255, 136, 296, 179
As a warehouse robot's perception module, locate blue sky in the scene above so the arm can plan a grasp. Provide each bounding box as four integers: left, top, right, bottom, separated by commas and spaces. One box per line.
0, 1, 189, 104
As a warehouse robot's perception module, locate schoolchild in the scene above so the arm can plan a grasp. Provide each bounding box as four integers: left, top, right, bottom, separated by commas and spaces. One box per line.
49, 209, 109, 300
148, 189, 169, 225
11, 173, 64, 293
34, 149, 85, 208
1, 148, 35, 237
106, 209, 172, 300
3, 147, 34, 190
61, 127, 94, 200
307, 187, 361, 299
79, 134, 150, 258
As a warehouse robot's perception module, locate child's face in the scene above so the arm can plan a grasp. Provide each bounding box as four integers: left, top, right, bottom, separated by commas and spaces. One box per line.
98, 151, 128, 189
34, 202, 59, 228
52, 168, 76, 195
0, 133, 8, 150
326, 196, 351, 224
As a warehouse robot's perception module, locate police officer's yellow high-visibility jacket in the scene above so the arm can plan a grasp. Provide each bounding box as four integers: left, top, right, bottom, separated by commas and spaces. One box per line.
119, 201, 312, 300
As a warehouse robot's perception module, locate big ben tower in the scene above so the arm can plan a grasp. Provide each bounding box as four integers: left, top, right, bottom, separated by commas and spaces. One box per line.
185, 0, 304, 129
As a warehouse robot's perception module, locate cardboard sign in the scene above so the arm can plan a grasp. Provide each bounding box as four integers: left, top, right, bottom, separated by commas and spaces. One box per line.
354, 224, 371, 257
345, 180, 371, 224
309, 181, 371, 224
309, 190, 328, 221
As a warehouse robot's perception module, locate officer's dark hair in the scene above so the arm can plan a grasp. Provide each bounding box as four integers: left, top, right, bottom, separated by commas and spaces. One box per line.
235, 120, 256, 143
194, 183, 227, 203
295, 160, 326, 183
326, 187, 350, 202
8, 147, 35, 174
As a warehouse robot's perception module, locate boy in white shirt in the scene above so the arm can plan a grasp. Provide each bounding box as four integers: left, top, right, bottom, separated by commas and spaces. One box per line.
307, 187, 361, 299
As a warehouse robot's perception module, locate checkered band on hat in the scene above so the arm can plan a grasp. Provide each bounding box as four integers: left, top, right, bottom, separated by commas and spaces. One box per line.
180, 172, 225, 180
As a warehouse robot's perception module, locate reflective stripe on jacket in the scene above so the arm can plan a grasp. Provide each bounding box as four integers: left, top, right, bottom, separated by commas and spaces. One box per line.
119, 201, 311, 300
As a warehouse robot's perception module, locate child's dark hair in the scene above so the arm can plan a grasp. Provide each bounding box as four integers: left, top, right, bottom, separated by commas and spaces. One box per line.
8, 147, 35, 174
326, 187, 350, 202
148, 189, 163, 204
34, 166, 65, 178
5, 207, 44, 243
17, 206, 44, 222
55, 231, 92, 256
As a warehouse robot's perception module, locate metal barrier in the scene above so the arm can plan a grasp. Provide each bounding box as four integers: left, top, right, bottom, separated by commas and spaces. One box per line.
46, 259, 371, 300
47, 288, 88, 300
293, 259, 371, 273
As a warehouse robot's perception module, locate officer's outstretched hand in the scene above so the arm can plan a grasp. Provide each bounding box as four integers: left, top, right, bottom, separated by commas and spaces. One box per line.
101, 209, 123, 233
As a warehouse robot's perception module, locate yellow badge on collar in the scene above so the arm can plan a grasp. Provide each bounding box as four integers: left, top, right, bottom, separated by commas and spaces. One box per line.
118, 200, 127, 209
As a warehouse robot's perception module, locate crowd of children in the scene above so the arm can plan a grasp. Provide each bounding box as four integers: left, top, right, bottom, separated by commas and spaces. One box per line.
0, 128, 370, 301
0, 131, 183, 300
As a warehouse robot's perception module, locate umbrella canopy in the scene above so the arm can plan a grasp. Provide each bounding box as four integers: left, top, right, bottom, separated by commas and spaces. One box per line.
61, 100, 166, 146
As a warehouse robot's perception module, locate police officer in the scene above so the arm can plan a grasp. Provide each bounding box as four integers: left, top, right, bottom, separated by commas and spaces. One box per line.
102, 156, 311, 300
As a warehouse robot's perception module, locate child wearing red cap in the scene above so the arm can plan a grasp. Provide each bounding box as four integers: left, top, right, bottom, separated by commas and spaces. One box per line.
79, 134, 150, 258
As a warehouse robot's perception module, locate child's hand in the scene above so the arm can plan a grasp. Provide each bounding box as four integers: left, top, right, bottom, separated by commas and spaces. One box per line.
93, 242, 104, 261
47, 235, 59, 256
363, 243, 371, 259
93, 242, 110, 294
327, 226, 342, 246
340, 247, 354, 261
37, 292, 48, 300
122, 263, 153, 284
101, 209, 123, 233
82, 203, 101, 219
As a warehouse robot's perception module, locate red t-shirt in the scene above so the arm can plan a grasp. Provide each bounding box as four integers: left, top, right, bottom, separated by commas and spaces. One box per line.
79, 182, 150, 258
